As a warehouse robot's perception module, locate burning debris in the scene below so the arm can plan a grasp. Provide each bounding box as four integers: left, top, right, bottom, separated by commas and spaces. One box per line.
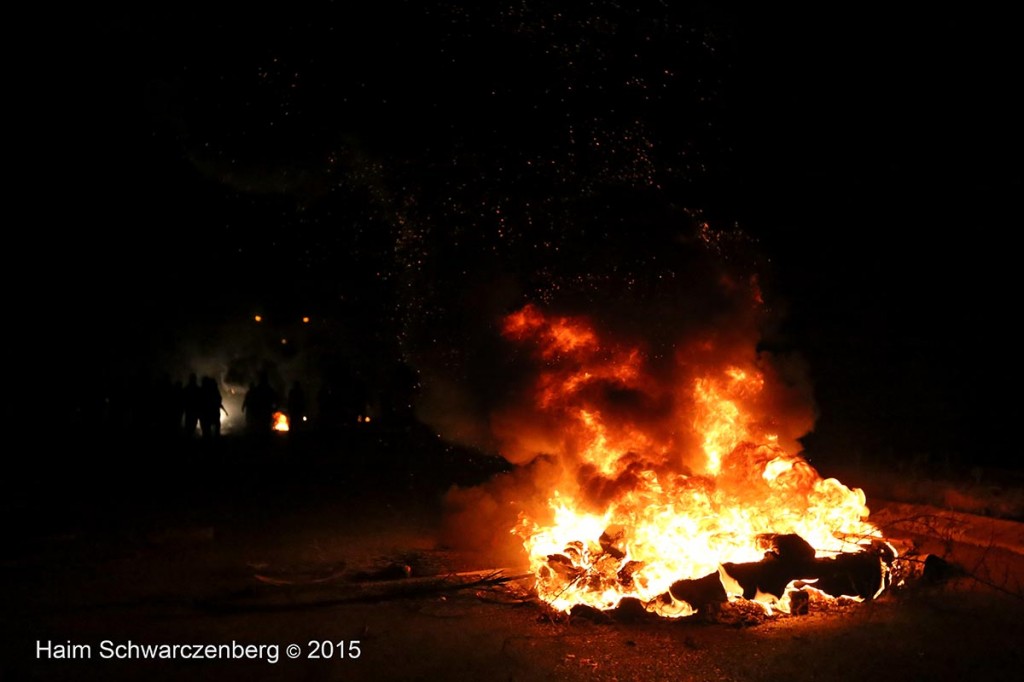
493, 304, 898, 618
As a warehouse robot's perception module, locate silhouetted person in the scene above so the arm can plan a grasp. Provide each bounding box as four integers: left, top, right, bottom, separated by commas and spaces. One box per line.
182, 373, 202, 437
242, 373, 276, 435
199, 376, 227, 438
287, 381, 307, 432
241, 382, 258, 431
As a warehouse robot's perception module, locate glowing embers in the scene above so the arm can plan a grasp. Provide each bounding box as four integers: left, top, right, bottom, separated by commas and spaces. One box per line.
272, 411, 290, 432
502, 304, 893, 618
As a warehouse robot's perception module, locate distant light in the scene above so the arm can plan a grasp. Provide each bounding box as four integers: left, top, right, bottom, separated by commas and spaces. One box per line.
254, 315, 263, 322
302, 316, 310, 324
281, 338, 288, 345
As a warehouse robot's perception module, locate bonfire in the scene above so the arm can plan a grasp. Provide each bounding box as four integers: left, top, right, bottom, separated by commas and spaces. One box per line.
502, 304, 897, 617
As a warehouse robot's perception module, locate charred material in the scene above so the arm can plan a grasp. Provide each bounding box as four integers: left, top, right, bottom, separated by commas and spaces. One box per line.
664, 572, 728, 610
720, 535, 891, 603
808, 550, 888, 599
642, 534, 894, 615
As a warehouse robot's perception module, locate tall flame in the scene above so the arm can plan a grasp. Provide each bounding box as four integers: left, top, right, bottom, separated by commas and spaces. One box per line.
502, 305, 885, 616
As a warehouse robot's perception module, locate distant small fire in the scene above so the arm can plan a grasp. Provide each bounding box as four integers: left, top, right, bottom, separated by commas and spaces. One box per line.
272, 411, 290, 432
501, 304, 897, 618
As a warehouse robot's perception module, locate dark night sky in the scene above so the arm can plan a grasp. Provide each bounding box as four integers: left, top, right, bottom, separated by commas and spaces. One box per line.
25, 4, 1022, 467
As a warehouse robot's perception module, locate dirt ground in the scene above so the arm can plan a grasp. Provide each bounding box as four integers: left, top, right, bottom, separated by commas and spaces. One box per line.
3, 432, 1023, 681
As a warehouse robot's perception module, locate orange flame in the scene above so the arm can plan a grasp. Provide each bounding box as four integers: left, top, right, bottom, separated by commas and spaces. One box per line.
502, 305, 889, 617
272, 411, 290, 432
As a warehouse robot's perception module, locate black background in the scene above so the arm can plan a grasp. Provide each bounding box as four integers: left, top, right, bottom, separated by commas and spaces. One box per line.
21, 3, 1021, 470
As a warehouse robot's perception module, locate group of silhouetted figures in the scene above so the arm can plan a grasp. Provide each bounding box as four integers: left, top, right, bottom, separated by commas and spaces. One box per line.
77, 361, 417, 442
142, 372, 322, 440
178, 372, 309, 439
154, 372, 289, 440
240, 373, 308, 437
180, 373, 228, 439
